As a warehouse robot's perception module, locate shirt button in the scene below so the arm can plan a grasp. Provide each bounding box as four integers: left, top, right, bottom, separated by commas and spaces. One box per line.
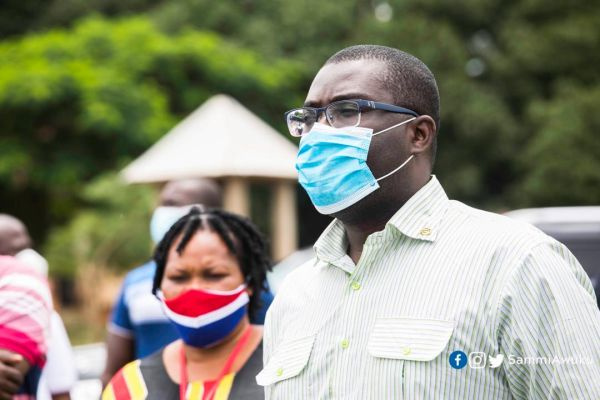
402, 346, 412, 355
351, 281, 361, 291
276, 367, 283, 376
340, 339, 349, 349
419, 227, 432, 236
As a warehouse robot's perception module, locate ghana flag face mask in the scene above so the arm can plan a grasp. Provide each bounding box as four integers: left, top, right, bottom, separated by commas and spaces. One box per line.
157, 284, 249, 348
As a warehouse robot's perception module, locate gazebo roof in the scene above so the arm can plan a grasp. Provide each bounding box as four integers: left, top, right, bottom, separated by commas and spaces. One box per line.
121, 94, 298, 183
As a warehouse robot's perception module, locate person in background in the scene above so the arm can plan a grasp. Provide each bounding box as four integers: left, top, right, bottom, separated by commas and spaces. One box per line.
103, 207, 269, 399
0, 255, 52, 399
102, 178, 274, 387
0, 214, 31, 257
0, 214, 77, 400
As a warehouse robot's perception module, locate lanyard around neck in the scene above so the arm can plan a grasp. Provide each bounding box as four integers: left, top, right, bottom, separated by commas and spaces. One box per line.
179, 324, 253, 400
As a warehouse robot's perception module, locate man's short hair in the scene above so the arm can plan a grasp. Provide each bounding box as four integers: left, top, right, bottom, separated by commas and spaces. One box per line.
325, 45, 440, 131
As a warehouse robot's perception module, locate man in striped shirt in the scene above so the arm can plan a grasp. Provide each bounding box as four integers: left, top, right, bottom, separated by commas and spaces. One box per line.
259, 45, 600, 399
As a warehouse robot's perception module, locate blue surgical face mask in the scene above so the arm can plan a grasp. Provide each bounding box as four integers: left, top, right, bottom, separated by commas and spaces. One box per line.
149, 205, 194, 244
295, 119, 415, 215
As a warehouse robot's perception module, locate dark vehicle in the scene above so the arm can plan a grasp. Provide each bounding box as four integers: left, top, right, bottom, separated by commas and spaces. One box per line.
505, 206, 600, 307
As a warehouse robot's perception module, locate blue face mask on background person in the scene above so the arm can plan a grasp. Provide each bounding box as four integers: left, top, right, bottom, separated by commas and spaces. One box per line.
150, 205, 194, 244
295, 119, 415, 215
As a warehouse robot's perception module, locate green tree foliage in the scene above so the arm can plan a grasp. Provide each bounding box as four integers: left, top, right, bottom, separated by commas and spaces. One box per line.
519, 84, 600, 205
159, 0, 518, 206
150, 0, 600, 208
43, 172, 155, 277
0, 17, 173, 244
0, 0, 162, 38
489, 0, 600, 206
2, 0, 600, 277
0, 16, 303, 276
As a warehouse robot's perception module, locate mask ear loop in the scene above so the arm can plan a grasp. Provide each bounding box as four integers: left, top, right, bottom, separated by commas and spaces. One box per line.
376, 154, 414, 181
372, 117, 416, 136
372, 116, 417, 181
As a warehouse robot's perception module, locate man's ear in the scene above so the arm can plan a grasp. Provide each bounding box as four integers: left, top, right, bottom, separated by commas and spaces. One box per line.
410, 115, 436, 155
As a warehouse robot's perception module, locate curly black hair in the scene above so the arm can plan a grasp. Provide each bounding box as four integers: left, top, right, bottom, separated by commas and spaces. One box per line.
152, 206, 271, 320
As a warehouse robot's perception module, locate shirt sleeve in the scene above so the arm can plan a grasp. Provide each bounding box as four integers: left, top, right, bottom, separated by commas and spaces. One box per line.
108, 278, 133, 337
495, 241, 600, 399
44, 312, 78, 393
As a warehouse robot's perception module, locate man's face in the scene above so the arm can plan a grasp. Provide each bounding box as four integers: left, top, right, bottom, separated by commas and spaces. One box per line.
304, 59, 415, 219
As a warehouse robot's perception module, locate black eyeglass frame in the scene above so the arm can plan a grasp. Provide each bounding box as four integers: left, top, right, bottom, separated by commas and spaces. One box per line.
284, 99, 420, 136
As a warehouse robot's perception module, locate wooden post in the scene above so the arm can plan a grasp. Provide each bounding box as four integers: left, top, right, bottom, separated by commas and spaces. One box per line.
223, 177, 250, 217
271, 180, 298, 261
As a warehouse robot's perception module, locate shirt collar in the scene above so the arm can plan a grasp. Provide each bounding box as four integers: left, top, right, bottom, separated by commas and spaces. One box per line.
386, 175, 449, 242
313, 218, 349, 267
313, 175, 449, 265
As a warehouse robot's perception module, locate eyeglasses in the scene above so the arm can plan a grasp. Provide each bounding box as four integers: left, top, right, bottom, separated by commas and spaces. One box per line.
284, 99, 419, 137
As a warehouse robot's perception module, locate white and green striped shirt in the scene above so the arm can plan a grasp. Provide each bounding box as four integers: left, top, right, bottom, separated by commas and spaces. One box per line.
258, 176, 600, 399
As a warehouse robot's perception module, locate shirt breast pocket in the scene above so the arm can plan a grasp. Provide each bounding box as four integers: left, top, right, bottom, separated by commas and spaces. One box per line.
366, 317, 455, 398
368, 317, 455, 360
256, 335, 315, 399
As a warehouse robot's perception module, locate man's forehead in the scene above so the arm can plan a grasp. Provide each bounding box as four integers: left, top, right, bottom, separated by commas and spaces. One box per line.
160, 185, 194, 203
305, 59, 391, 106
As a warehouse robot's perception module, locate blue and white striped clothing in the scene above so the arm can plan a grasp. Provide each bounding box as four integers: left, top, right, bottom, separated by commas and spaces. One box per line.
110, 261, 179, 358
259, 176, 600, 399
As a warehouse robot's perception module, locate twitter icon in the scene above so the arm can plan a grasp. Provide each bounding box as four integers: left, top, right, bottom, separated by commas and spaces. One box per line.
489, 354, 504, 368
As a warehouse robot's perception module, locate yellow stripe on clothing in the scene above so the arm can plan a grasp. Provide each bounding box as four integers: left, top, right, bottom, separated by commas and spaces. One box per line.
101, 385, 116, 400
122, 360, 148, 399
186, 382, 204, 399
213, 373, 235, 400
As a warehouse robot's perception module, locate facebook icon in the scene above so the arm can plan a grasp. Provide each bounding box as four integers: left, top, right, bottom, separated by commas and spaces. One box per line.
449, 350, 468, 369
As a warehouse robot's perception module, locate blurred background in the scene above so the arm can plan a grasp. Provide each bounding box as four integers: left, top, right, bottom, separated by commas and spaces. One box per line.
1, 0, 600, 394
